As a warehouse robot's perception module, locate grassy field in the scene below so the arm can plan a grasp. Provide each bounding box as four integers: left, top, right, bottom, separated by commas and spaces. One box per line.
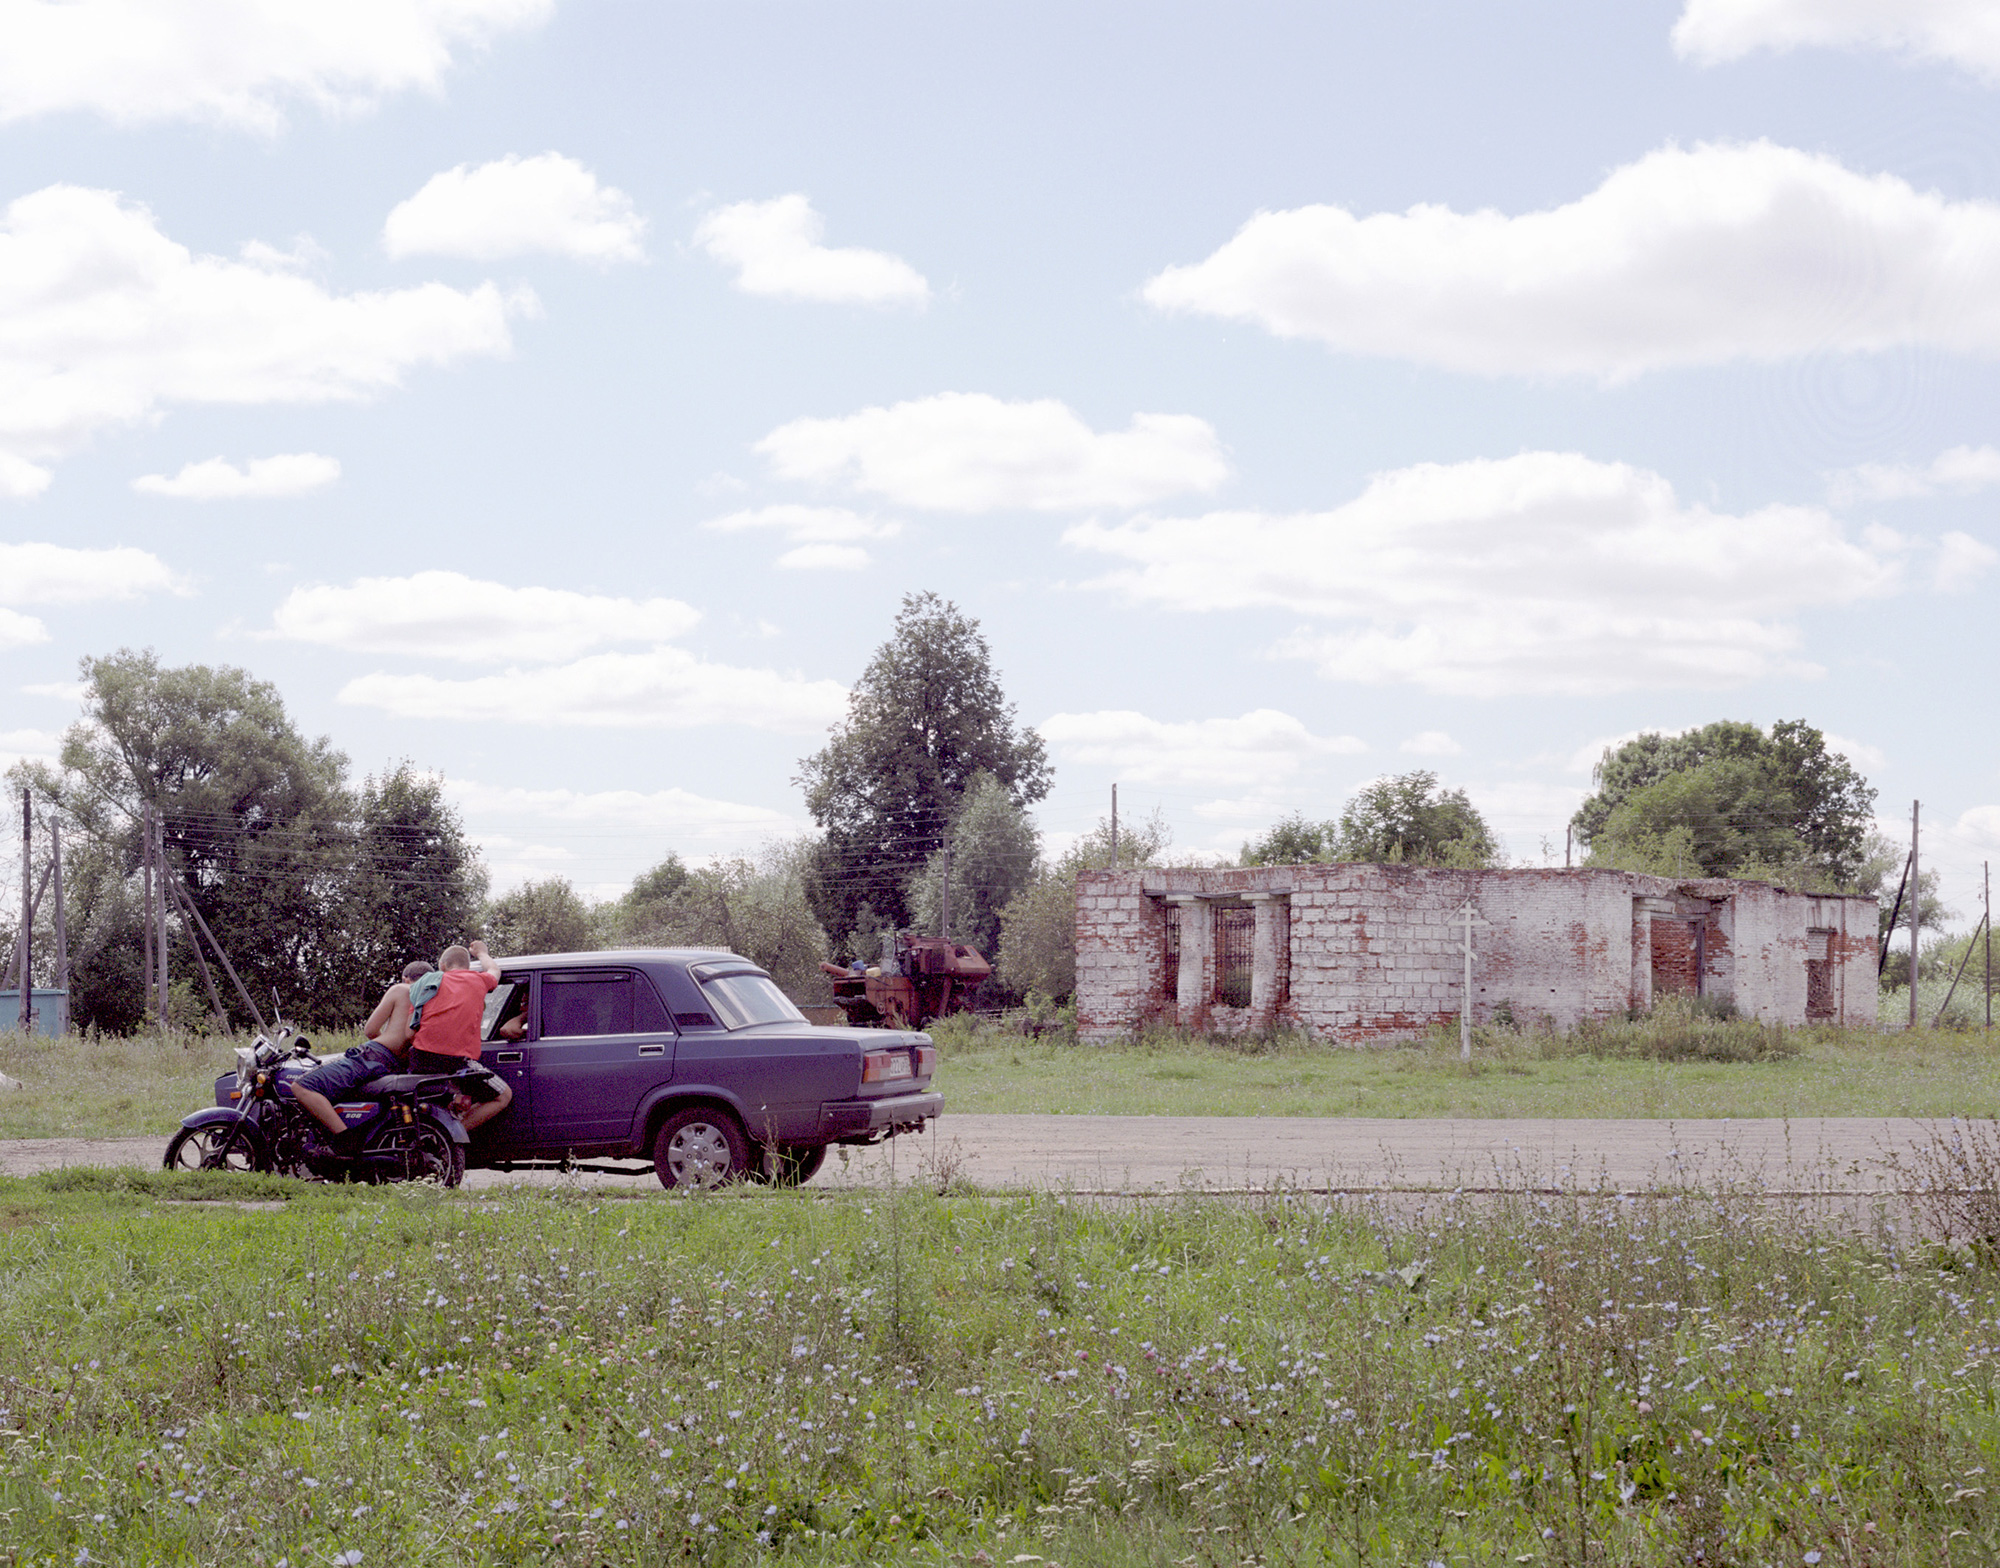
929, 1012, 2000, 1121
1, 1163, 1998, 1565
3, 1011, 2000, 1141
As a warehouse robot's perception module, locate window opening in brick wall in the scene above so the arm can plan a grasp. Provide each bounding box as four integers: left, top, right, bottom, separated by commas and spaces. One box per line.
1805, 927, 1834, 1021
1215, 904, 1255, 1008
1161, 904, 1180, 1001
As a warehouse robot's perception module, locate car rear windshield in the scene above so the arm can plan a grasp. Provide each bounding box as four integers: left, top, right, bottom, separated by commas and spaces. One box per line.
698, 972, 807, 1029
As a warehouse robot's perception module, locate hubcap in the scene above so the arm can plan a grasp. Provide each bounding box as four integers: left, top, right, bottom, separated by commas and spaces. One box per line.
667, 1123, 732, 1187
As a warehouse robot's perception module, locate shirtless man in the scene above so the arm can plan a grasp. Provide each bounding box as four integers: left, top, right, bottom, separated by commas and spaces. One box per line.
292, 959, 429, 1155
406, 940, 514, 1134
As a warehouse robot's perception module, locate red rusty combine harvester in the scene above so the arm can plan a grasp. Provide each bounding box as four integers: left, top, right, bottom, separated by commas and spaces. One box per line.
821, 931, 991, 1030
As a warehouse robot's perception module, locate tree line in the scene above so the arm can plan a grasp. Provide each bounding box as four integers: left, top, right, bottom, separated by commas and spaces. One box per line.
3, 598, 1913, 1034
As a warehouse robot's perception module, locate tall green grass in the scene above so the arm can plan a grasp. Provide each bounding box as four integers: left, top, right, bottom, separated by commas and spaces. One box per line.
0, 1167, 1997, 1563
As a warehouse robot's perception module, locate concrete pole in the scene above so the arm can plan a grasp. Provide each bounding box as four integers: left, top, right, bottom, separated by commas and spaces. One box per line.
50, 820, 67, 1010
939, 845, 951, 942
16, 788, 28, 1032
1910, 800, 1920, 1031
1110, 784, 1118, 868
140, 805, 154, 1011
155, 812, 170, 1022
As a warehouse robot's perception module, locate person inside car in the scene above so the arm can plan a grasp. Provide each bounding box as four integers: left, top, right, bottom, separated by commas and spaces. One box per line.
292, 959, 430, 1158
407, 940, 513, 1134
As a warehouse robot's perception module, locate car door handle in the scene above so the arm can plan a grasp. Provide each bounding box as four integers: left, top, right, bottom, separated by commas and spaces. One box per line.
638, 1044, 665, 1057
496, 1051, 524, 1063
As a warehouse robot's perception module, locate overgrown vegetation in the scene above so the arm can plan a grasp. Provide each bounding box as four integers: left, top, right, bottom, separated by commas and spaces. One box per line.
8, 1011, 2000, 1139
1, 1171, 1998, 1565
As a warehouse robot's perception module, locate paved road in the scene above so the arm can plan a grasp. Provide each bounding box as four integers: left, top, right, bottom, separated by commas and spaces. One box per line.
0, 1115, 1955, 1194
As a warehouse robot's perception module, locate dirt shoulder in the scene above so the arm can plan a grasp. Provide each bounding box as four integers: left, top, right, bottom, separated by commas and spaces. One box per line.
0, 1114, 1942, 1194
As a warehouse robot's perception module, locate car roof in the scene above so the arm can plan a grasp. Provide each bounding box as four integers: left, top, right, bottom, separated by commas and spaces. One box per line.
495, 947, 758, 971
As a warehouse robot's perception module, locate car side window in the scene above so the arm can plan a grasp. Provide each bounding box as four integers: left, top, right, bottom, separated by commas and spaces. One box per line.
483, 980, 528, 1042
633, 973, 672, 1033
541, 973, 633, 1037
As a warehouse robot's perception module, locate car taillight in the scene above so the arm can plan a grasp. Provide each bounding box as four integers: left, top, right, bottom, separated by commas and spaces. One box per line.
915, 1045, 936, 1078
861, 1049, 914, 1084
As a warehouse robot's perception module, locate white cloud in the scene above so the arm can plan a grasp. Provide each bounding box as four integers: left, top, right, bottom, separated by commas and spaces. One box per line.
0, 725, 61, 771
704, 504, 898, 543
1828, 444, 2000, 505
0, 185, 526, 475
1824, 732, 1889, 771
1067, 451, 1903, 696
20, 680, 86, 701
0, 541, 183, 605
1038, 708, 1367, 791
134, 452, 340, 499
339, 647, 846, 733
450, 778, 792, 841
704, 504, 901, 570
0, 540, 181, 647
775, 543, 870, 571
0, 609, 47, 650
757, 392, 1229, 513
0, 0, 552, 132
1400, 730, 1463, 756
1144, 141, 2000, 381
1674, 0, 2000, 80
385, 154, 646, 265
0, 452, 51, 499
694, 195, 930, 308
1956, 805, 2000, 852
271, 571, 702, 664
1935, 530, 1998, 592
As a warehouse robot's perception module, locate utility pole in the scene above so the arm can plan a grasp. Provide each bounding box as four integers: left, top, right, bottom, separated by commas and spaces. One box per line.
155, 811, 170, 1022
939, 845, 951, 942
1452, 899, 1489, 1063
1564, 824, 1572, 870
50, 819, 67, 1016
16, 788, 29, 1032
1909, 800, 1921, 1031
1986, 861, 1991, 1033
1110, 783, 1118, 868
140, 805, 155, 1012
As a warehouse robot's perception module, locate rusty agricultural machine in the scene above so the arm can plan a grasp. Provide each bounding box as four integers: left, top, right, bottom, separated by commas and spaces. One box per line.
821, 931, 991, 1030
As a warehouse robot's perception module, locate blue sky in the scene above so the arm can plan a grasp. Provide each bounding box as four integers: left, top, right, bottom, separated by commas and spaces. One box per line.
4, 0, 1999, 924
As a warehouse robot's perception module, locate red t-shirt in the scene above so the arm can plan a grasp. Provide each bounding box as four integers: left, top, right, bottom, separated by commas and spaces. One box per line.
413, 968, 499, 1060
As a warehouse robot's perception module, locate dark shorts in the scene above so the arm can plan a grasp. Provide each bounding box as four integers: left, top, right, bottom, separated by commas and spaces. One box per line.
409, 1047, 476, 1075
295, 1041, 400, 1101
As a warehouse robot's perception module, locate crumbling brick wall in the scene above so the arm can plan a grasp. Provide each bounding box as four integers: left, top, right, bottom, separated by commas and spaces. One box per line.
1074, 865, 1877, 1043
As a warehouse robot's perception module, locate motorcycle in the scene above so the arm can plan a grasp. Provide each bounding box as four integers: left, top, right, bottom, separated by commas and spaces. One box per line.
164, 1026, 493, 1187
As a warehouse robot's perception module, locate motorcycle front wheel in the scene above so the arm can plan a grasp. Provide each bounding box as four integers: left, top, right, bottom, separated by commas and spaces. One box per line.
370, 1120, 465, 1187
163, 1123, 266, 1173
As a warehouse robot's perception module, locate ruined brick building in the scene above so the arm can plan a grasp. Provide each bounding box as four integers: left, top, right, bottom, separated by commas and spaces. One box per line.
1073, 865, 1877, 1042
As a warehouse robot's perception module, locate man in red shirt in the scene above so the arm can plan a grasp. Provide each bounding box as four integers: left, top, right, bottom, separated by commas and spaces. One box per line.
408, 939, 513, 1133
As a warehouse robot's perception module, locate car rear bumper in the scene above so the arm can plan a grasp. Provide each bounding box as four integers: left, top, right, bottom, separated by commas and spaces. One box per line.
818, 1090, 942, 1142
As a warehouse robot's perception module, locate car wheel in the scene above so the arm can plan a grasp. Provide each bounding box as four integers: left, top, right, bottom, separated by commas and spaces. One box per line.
761, 1143, 827, 1187
164, 1123, 264, 1173
653, 1106, 749, 1191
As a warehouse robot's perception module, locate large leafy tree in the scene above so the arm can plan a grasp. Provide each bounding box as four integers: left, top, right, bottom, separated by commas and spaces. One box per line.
904, 773, 1040, 965
482, 877, 603, 957
336, 764, 487, 981
1243, 773, 1500, 868
50, 650, 356, 1025
798, 593, 1051, 947
997, 808, 1173, 1003
608, 838, 831, 1001
1572, 719, 1875, 887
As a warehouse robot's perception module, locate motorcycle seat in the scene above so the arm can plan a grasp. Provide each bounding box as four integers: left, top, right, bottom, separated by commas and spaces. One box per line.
365, 1073, 455, 1096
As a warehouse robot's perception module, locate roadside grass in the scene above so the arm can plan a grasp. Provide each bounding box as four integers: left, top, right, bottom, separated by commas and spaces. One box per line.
929, 1008, 2000, 1120
0, 1028, 366, 1140
6, 1003, 2000, 1141
3, 1164, 2000, 1565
